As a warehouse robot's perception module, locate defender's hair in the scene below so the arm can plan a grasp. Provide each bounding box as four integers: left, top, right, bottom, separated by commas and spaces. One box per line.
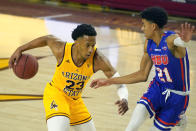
72, 24, 97, 40
140, 6, 168, 28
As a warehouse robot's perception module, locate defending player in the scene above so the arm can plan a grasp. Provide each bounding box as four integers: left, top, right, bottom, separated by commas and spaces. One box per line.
90, 7, 195, 131
9, 24, 129, 131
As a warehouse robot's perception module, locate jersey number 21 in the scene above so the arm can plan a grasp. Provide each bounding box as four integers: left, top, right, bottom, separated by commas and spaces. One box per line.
156, 67, 173, 82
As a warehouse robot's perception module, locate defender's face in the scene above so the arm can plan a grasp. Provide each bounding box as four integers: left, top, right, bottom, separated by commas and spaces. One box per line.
79, 35, 96, 60
141, 19, 154, 39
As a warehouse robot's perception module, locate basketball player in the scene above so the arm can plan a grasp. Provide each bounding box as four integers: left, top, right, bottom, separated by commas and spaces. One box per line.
9, 24, 129, 131
90, 7, 195, 131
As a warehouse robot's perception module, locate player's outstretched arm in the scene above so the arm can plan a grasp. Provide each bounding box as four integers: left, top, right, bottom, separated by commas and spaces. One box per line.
9, 35, 64, 68
93, 50, 129, 115
90, 42, 153, 88
168, 23, 195, 49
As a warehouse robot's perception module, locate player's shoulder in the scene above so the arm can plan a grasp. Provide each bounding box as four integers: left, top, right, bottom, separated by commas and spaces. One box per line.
94, 49, 103, 62
93, 50, 116, 74
47, 35, 65, 46
93, 49, 111, 72
167, 34, 178, 40
166, 34, 178, 47
46, 35, 66, 61
144, 39, 150, 53
164, 31, 177, 42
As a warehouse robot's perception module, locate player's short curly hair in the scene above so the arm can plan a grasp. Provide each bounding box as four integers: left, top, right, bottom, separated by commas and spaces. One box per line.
72, 24, 97, 40
140, 6, 168, 28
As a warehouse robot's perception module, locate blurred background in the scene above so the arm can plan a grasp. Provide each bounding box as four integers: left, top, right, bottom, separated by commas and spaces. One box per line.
0, 0, 195, 131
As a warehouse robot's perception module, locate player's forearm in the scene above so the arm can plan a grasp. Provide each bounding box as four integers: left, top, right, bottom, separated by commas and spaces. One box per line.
17, 36, 49, 52
107, 71, 147, 85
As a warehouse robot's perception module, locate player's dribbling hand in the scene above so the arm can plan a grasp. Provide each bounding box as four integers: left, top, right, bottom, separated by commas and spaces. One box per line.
177, 22, 195, 42
9, 48, 22, 68
115, 98, 129, 116
90, 78, 111, 89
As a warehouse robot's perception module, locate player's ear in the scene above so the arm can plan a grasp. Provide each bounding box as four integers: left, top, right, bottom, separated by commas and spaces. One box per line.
74, 39, 79, 44
152, 23, 157, 31
153, 23, 160, 31
75, 37, 83, 44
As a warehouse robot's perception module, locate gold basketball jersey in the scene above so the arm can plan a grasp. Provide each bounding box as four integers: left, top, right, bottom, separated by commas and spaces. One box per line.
50, 42, 96, 100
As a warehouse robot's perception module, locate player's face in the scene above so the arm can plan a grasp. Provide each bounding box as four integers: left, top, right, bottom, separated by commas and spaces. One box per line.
141, 19, 154, 39
79, 35, 96, 60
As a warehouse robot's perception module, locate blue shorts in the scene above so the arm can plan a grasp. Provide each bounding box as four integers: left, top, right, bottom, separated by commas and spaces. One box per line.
138, 79, 189, 130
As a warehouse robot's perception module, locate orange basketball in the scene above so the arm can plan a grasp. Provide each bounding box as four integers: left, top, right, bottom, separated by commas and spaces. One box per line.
13, 54, 38, 79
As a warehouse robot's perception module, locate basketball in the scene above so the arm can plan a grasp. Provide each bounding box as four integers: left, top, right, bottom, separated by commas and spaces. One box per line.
13, 54, 38, 79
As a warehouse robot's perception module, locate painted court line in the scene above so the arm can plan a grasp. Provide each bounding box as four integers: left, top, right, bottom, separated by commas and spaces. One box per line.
37, 13, 72, 19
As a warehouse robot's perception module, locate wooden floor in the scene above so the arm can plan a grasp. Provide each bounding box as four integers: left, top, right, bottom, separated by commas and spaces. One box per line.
0, 1, 196, 131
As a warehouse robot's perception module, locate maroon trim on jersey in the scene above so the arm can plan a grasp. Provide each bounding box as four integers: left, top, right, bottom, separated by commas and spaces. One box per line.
70, 116, 92, 125
92, 49, 97, 73
57, 43, 66, 67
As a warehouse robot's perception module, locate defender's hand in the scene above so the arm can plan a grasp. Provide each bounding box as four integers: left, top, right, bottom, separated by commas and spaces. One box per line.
90, 78, 111, 89
178, 22, 195, 42
115, 98, 129, 116
9, 48, 22, 68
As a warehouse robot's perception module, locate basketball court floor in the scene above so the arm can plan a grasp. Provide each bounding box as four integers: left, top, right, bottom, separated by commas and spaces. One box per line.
0, 1, 196, 131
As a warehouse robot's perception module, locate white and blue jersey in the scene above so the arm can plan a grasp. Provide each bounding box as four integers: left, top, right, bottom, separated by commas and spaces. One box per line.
138, 31, 190, 131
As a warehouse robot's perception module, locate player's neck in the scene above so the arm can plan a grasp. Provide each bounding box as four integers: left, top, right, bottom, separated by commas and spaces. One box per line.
151, 30, 164, 47
72, 43, 85, 66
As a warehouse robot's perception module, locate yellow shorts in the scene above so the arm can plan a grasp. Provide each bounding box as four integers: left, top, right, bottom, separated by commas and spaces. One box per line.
43, 83, 92, 126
